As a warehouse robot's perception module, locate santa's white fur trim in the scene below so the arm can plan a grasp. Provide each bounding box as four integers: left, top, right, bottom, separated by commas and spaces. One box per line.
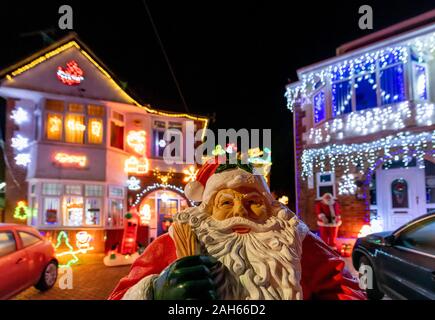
202, 168, 274, 205
122, 274, 158, 300
184, 180, 204, 202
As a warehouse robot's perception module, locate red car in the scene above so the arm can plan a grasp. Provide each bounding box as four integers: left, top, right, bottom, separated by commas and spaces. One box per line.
0, 224, 58, 299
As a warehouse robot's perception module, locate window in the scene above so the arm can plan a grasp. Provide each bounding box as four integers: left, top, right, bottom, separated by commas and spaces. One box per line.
380, 64, 406, 105
396, 217, 435, 256
64, 196, 84, 226
65, 184, 82, 195
391, 179, 409, 208
355, 72, 378, 111
152, 120, 183, 158
0, 232, 16, 257
29, 197, 38, 227
42, 183, 62, 196
46, 100, 64, 112
45, 101, 104, 145
332, 80, 352, 117
425, 160, 435, 205
85, 185, 104, 197
43, 197, 60, 225
313, 90, 326, 124
109, 186, 124, 198
107, 199, 123, 227
153, 129, 166, 157
88, 118, 103, 144
413, 63, 428, 101
18, 232, 41, 248
46, 113, 63, 140
316, 172, 335, 198
110, 119, 124, 150
85, 198, 101, 225
65, 113, 85, 143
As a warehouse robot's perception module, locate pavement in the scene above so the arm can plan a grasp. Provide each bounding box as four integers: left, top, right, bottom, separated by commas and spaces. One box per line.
13, 254, 131, 300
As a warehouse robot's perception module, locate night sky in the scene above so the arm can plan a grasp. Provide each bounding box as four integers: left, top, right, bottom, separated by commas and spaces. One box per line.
1, 0, 435, 209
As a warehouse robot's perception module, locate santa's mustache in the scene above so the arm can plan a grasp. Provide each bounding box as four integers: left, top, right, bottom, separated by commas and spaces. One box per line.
206, 216, 280, 234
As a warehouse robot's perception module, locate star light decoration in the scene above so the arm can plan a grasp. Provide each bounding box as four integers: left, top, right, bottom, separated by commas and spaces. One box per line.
153, 168, 175, 185
183, 166, 198, 183
10, 107, 29, 125
11, 134, 29, 151
126, 176, 141, 191
301, 130, 435, 179
15, 153, 31, 167
338, 174, 357, 195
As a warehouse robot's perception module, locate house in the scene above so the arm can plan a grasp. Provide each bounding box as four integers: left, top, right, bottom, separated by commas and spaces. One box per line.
285, 10, 435, 238
0, 33, 208, 253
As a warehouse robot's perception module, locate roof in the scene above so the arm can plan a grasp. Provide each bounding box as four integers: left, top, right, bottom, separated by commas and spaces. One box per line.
0, 33, 208, 126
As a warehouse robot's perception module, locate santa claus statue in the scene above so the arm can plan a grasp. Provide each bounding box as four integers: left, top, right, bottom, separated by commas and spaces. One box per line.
315, 193, 342, 249
109, 161, 364, 300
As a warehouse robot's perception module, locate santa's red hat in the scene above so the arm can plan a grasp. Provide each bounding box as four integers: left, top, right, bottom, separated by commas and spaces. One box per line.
184, 160, 274, 205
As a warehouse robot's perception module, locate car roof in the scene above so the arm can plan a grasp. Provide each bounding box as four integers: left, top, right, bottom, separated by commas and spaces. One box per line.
0, 223, 40, 234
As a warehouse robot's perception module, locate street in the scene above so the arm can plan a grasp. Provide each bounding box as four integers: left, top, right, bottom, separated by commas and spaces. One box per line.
12, 254, 130, 300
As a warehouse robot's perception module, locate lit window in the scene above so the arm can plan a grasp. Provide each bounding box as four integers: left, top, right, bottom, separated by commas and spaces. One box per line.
380, 64, 406, 105
88, 105, 104, 117
65, 196, 84, 226
355, 72, 377, 111
68, 103, 84, 113
313, 90, 326, 124
85, 198, 101, 225
46, 113, 63, 140
65, 114, 85, 143
88, 118, 103, 144
46, 100, 64, 112
332, 80, 352, 117
43, 197, 60, 225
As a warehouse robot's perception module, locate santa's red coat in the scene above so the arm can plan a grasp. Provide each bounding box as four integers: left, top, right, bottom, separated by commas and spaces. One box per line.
315, 201, 342, 226
108, 232, 366, 300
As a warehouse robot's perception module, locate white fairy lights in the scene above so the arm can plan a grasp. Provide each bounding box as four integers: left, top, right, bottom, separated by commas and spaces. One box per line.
133, 183, 195, 207
10, 107, 29, 125
15, 153, 31, 167
338, 174, 357, 195
285, 46, 408, 110
301, 130, 435, 178
11, 134, 29, 151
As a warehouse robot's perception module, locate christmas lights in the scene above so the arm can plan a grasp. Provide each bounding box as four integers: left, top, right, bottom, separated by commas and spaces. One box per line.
139, 204, 151, 225
66, 119, 86, 132
338, 174, 357, 195
133, 183, 194, 206
127, 130, 146, 155
11, 134, 29, 151
183, 166, 198, 183
10, 107, 29, 125
124, 156, 149, 174
54, 152, 87, 167
301, 130, 435, 178
57, 60, 84, 85
54, 231, 79, 268
14, 201, 30, 220
126, 176, 141, 191
153, 168, 175, 185
75, 231, 93, 251
15, 153, 31, 166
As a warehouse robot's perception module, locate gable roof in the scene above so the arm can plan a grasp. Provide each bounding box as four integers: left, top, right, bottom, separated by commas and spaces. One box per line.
0, 33, 208, 126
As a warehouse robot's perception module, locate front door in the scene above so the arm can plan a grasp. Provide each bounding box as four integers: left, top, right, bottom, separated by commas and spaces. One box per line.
377, 167, 426, 231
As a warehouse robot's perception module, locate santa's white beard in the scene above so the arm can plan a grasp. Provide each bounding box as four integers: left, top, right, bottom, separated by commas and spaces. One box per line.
186, 205, 307, 300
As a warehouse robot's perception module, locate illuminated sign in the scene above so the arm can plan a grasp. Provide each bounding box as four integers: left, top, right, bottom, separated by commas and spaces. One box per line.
127, 130, 146, 155
54, 152, 87, 167
126, 176, 141, 190
124, 156, 149, 174
57, 60, 84, 86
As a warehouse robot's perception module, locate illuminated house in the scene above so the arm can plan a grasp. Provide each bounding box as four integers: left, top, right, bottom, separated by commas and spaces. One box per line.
0, 33, 208, 252
285, 12, 435, 237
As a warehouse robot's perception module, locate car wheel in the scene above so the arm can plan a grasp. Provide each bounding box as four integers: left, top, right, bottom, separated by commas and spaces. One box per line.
359, 256, 384, 300
35, 260, 58, 291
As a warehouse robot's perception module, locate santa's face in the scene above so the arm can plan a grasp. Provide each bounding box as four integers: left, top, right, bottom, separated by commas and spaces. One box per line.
211, 187, 269, 229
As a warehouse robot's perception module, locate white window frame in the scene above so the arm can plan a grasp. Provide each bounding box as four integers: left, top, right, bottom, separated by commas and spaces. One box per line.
316, 171, 336, 198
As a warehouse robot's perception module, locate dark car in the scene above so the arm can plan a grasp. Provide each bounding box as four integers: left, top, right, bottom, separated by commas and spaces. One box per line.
352, 213, 435, 300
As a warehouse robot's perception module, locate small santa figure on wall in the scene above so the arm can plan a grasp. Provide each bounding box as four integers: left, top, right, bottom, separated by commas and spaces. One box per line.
109, 161, 364, 300
315, 193, 342, 249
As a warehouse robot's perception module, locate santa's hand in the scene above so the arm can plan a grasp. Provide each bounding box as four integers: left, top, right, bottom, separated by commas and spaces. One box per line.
152, 255, 219, 300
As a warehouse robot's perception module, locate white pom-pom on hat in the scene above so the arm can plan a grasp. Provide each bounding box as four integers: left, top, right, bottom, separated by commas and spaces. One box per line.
184, 180, 205, 202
